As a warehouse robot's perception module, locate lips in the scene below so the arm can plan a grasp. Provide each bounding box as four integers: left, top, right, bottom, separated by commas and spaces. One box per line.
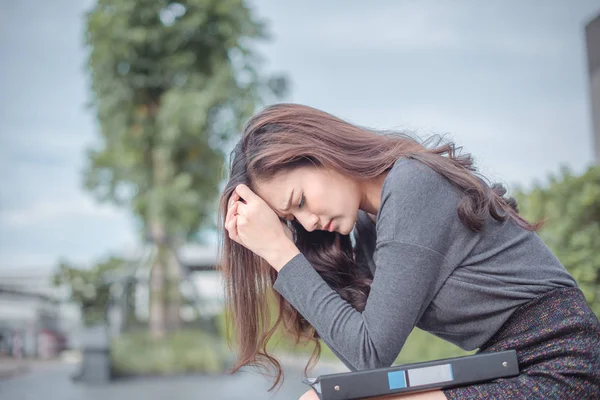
324, 220, 334, 232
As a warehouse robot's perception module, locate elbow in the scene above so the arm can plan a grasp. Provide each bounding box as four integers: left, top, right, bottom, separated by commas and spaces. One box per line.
351, 350, 396, 371
367, 357, 395, 371
348, 325, 399, 371
351, 359, 393, 372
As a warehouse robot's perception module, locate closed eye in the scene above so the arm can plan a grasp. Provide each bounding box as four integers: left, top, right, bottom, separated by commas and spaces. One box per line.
281, 193, 304, 222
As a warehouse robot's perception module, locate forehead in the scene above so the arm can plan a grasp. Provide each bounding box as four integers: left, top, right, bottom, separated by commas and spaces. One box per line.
254, 167, 320, 210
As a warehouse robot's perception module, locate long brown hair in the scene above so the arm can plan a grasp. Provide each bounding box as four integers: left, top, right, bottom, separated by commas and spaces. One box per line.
217, 103, 539, 389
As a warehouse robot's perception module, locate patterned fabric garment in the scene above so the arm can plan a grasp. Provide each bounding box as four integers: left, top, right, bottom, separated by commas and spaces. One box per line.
443, 287, 600, 399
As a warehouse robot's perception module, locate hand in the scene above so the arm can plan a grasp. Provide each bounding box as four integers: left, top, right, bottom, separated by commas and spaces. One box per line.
281, 220, 294, 241
225, 184, 300, 271
299, 389, 320, 400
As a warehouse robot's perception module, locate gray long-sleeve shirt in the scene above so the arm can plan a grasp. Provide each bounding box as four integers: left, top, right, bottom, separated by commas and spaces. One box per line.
272, 158, 576, 372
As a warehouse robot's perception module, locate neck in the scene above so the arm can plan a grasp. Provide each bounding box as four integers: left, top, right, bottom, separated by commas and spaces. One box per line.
359, 173, 388, 215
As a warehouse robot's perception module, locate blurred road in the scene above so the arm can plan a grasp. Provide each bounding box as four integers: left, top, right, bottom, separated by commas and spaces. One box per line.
0, 358, 344, 400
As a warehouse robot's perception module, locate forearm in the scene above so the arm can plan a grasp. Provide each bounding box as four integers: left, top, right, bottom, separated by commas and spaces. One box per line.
264, 239, 300, 271
274, 253, 402, 370
273, 243, 447, 370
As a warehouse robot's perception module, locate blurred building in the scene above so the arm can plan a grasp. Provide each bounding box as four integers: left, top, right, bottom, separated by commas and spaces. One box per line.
102, 244, 223, 336
0, 269, 82, 358
586, 13, 600, 163
122, 245, 223, 325
0, 245, 222, 354
179, 245, 223, 317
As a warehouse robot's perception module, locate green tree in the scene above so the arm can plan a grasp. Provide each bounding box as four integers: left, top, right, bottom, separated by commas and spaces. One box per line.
514, 165, 600, 316
52, 256, 125, 326
84, 0, 287, 338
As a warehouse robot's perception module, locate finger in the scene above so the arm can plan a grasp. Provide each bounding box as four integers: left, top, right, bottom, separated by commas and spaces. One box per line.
229, 191, 240, 206
225, 211, 237, 231
227, 215, 239, 242
225, 201, 238, 224
235, 201, 248, 216
225, 190, 241, 224
235, 184, 259, 203
227, 192, 239, 213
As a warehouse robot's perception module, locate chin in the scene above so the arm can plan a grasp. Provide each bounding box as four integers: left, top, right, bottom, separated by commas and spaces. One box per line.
340, 214, 359, 236
339, 222, 352, 236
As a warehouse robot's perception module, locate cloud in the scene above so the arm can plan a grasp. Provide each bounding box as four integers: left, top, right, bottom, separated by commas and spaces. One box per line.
257, 0, 588, 58
0, 199, 138, 269
333, 99, 594, 189
0, 197, 123, 228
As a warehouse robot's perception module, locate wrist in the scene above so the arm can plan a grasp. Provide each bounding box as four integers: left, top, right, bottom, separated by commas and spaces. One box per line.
265, 240, 300, 272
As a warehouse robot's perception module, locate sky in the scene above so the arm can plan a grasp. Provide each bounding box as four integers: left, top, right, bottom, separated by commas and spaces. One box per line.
0, 0, 599, 272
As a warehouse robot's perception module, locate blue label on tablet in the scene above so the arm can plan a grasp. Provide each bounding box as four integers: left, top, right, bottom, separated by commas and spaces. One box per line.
388, 370, 407, 389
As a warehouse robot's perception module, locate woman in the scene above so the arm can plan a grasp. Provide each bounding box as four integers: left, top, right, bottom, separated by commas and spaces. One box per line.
219, 103, 600, 399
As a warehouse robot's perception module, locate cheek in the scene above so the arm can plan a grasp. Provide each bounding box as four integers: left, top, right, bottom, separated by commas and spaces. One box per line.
316, 182, 359, 216
332, 191, 357, 213
343, 190, 361, 212
335, 197, 359, 232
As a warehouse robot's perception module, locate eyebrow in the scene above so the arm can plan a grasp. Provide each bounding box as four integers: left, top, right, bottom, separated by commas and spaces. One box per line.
281, 189, 294, 212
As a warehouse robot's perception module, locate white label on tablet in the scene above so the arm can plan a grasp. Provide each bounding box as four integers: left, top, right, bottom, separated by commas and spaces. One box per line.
407, 364, 454, 387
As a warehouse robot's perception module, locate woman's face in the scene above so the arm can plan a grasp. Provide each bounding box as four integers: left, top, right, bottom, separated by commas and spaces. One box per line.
254, 166, 363, 235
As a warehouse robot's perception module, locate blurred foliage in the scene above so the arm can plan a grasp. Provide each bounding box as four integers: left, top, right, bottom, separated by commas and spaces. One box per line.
111, 329, 232, 375
83, 0, 288, 337
265, 324, 471, 367
83, 0, 287, 239
216, 297, 471, 370
52, 256, 125, 326
514, 165, 600, 316
394, 328, 473, 364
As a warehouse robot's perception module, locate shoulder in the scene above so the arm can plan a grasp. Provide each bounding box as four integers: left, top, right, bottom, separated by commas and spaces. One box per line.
380, 157, 461, 210
376, 157, 464, 242
382, 157, 455, 194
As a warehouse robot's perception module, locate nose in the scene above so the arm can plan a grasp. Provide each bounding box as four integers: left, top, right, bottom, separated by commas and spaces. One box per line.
295, 211, 319, 232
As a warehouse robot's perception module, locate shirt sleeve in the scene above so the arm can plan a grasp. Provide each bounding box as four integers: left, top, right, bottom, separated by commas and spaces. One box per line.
272, 159, 468, 371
